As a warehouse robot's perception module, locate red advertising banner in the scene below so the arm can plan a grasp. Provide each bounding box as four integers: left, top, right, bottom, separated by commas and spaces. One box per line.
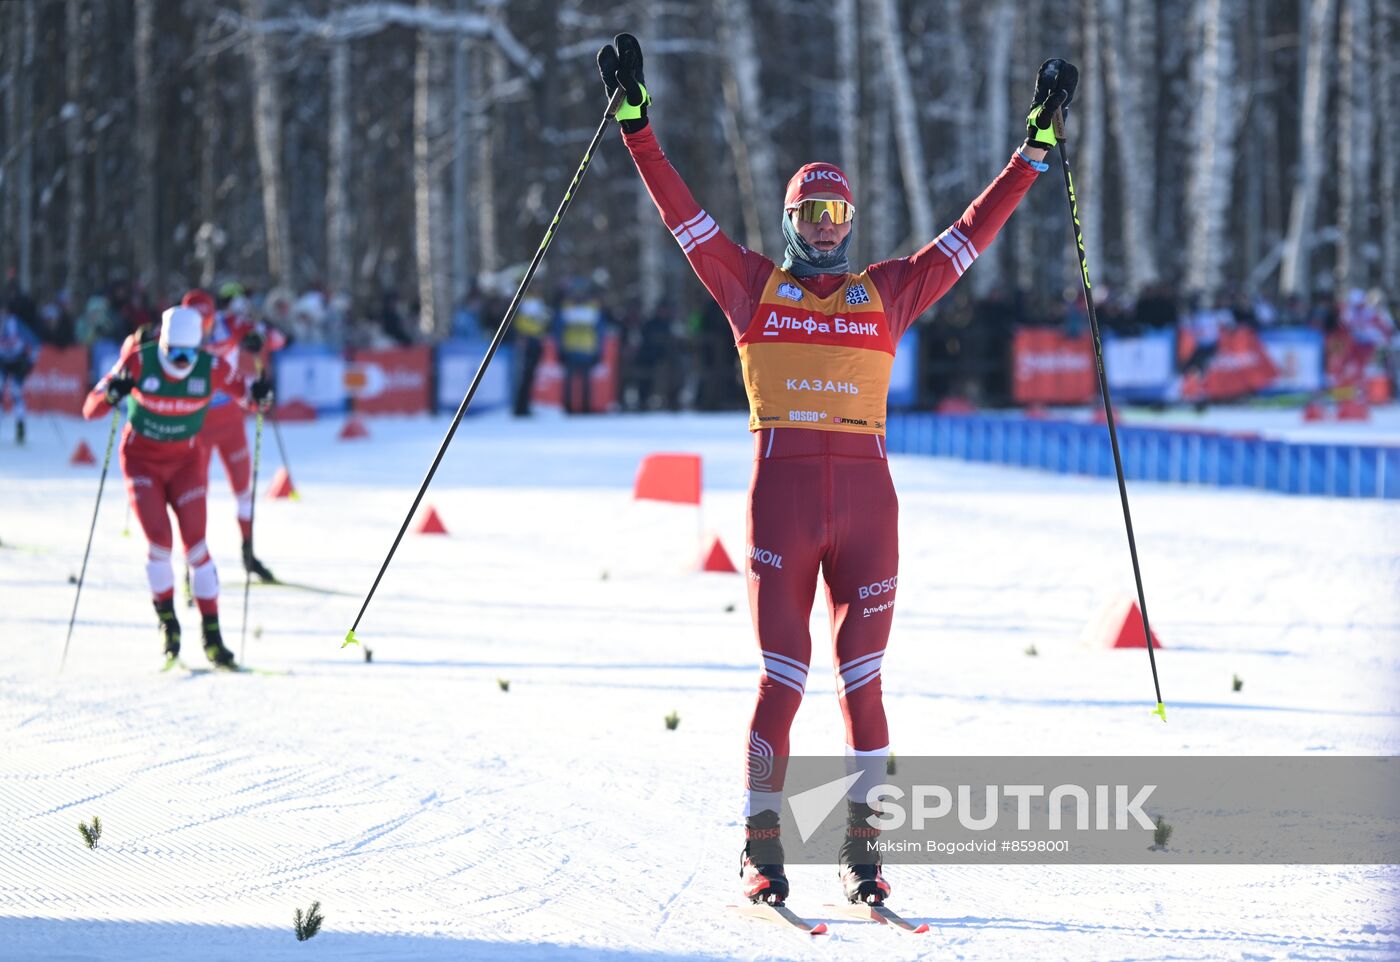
15, 346, 90, 414
347, 345, 432, 414
1179, 327, 1278, 400
1012, 329, 1095, 404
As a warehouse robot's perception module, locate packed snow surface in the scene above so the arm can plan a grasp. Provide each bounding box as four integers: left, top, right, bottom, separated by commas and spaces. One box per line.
2, 407, 1398, 961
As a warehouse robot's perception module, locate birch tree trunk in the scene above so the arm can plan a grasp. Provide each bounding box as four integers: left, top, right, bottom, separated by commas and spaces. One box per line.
1380, 0, 1399, 294
834, 0, 861, 265
1279, 0, 1335, 296
326, 35, 352, 300
635, 3, 668, 312
7, 1, 34, 291
1077, 7, 1105, 290
450, 0, 470, 305
1013, 0, 1039, 294
974, 0, 1014, 295
1103, 0, 1160, 292
414, 10, 438, 335
1185, 0, 1239, 295
133, 0, 156, 289
717, 0, 781, 254
197, 17, 222, 288
64, 0, 85, 297
2, 8, 12, 279
873, 0, 932, 246
472, 35, 500, 276
1335, 0, 1372, 291
243, 0, 292, 286
719, 68, 765, 253
867, 72, 896, 261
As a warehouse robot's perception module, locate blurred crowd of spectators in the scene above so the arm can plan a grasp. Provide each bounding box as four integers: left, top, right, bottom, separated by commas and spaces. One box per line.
8, 266, 1395, 413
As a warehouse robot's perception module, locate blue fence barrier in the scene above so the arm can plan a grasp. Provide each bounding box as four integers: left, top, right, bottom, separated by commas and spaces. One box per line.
885, 412, 1400, 500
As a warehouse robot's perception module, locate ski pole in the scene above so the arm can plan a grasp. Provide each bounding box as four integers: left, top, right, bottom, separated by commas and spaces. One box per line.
60, 408, 121, 672
241, 407, 265, 664
344, 87, 626, 649
268, 412, 298, 501
1052, 107, 1167, 722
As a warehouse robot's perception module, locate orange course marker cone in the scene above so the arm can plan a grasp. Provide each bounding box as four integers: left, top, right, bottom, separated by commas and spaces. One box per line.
414, 505, 449, 535
70, 441, 97, 465
266, 466, 296, 499
697, 534, 738, 573
339, 416, 370, 440
1083, 595, 1163, 650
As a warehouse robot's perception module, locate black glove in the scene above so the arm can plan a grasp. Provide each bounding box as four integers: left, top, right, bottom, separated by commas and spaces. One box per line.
597, 34, 649, 132
1025, 59, 1080, 150
103, 372, 135, 405
250, 373, 274, 411
241, 330, 265, 353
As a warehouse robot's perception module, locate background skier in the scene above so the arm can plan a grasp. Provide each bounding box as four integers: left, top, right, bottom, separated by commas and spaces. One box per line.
83, 306, 274, 667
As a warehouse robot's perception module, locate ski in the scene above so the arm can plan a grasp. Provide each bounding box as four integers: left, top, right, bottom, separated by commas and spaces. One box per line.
824, 902, 929, 933
160, 658, 290, 677
251, 578, 355, 598
727, 902, 828, 935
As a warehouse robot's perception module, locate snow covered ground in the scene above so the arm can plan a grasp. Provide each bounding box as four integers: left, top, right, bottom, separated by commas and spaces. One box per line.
2, 406, 1398, 961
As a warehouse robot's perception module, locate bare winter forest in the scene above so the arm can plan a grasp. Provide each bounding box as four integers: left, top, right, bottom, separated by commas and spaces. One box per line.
2, 0, 1397, 332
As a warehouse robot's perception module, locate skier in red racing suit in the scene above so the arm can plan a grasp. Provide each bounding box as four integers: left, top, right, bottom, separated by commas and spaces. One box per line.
84, 306, 274, 667
598, 34, 1077, 907
181, 288, 286, 582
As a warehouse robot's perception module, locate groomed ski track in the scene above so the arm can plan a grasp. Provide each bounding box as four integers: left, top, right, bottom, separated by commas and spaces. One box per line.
2, 408, 1397, 961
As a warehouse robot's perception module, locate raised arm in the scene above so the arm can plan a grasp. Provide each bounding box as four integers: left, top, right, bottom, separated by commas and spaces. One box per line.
869, 58, 1078, 342
601, 34, 772, 339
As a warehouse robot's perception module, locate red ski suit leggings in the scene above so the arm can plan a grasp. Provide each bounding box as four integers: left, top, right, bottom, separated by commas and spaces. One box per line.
121, 431, 219, 613
197, 401, 254, 540
744, 428, 897, 816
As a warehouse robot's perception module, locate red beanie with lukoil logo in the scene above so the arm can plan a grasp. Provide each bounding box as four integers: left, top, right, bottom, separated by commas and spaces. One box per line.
784, 163, 854, 208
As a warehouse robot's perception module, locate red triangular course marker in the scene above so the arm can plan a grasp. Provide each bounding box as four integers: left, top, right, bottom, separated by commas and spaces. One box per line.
339, 416, 370, 440
70, 441, 97, 465
414, 505, 449, 535
697, 534, 738, 573
266, 467, 296, 499
1085, 596, 1163, 649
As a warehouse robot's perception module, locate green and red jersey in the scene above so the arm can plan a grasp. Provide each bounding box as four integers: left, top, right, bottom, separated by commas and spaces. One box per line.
83, 334, 253, 459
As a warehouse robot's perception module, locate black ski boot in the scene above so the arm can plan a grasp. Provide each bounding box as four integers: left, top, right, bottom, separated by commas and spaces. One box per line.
242, 540, 275, 582
839, 801, 891, 905
155, 598, 181, 661
15, 419, 24, 445
201, 614, 237, 669
740, 810, 790, 905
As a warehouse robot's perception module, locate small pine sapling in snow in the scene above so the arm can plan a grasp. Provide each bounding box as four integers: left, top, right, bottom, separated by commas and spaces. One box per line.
293, 901, 324, 941
497, 678, 510, 692
78, 815, 102, 849
1151, 816, 1173, 850
886, 753, 897, 776
664, 710, 680, 730
1232, 674, 1243, 692
1024, 644, 1038, 657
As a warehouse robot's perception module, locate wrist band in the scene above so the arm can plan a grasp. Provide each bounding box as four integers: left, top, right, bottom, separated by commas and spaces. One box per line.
1017, 148, 1051, 173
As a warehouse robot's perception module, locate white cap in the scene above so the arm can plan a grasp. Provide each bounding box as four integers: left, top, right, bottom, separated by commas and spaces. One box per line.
160, 306, 204, 351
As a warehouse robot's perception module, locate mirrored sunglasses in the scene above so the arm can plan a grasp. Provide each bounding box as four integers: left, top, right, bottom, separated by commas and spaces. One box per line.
163, 345, 198, 367
790, 198, 855, 225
